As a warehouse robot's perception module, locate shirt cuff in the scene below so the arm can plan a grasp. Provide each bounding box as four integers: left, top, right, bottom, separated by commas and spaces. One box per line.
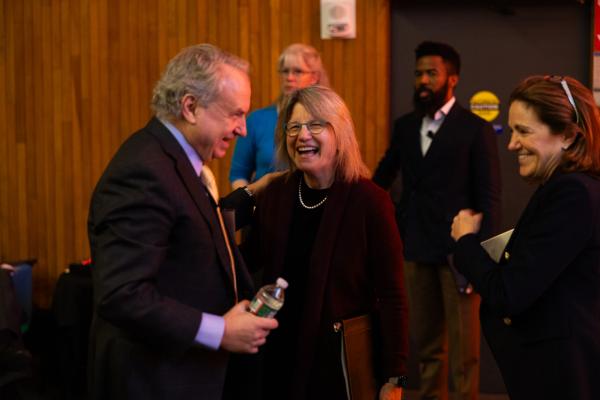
195, 313, 225, 350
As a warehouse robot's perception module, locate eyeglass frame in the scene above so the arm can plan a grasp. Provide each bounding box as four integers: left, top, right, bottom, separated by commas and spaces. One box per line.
284, 120, 329, 137
278, 67, 314, 78
545, 75, 581, 124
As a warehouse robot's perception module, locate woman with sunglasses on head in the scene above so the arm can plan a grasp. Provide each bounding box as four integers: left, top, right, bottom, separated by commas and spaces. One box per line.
227, 85, 409, 400
229, 44, 329, 191
451, 76, 600, 400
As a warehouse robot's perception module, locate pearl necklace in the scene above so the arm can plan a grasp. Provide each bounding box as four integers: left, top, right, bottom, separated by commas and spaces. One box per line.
298, 180, 328, 209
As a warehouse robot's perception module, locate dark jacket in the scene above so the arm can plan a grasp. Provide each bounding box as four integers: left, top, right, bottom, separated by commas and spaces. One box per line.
454, 171, 600, 400
88, 118, 253, 400
373, 102, 501, 263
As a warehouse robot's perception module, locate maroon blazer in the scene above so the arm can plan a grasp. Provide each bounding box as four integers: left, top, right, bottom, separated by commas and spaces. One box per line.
244, 171, 409, 397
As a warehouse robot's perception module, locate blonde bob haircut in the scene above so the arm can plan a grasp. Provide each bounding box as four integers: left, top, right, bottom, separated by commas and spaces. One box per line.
275, 85, 370, 182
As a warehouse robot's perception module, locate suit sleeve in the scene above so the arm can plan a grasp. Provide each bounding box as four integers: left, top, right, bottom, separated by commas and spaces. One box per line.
220, 187, 255, 230
454, 177, 593, 316
373, 120, 403, 189
365, 187, 409, 376
470, 122, 502, 239
89, 162, 203, 354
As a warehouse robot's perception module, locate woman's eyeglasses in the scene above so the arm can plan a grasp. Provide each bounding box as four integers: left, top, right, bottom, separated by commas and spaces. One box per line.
285, 120, 328, 136
278, 68, 313, 78
545, 75, 580, 124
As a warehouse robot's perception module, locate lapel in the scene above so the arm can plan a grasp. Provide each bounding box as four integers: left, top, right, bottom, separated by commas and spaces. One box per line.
200, 183, 238, 285
263, 173, 297, 281
504, 178, 551, 260
145, 118, 236, 285
406, 113, 425, 164
270, 172, 353, 388
303, 177, 352, 325
265, 172, 352, 318
404, 113, 426, 183
421, 102, 463, 170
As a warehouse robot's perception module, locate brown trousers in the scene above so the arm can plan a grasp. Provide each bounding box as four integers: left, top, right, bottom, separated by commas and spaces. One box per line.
404, 261, 481, 400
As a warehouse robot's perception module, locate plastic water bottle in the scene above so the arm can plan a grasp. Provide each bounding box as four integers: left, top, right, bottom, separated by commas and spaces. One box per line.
247, 277, 288, 318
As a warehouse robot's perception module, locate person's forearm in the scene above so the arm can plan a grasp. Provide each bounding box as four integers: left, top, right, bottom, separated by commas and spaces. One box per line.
231, 179, 249, 190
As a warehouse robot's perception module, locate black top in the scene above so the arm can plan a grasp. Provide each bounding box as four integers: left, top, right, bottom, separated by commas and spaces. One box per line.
264, 177, 330, 394
280, 178, 328, 332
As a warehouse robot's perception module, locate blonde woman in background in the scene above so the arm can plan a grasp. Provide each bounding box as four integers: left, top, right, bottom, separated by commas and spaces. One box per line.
229, 43, 329, 190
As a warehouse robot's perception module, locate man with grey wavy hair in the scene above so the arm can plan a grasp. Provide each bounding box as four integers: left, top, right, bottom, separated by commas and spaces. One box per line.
151, 44, 249, 119
88, 44, 277, 400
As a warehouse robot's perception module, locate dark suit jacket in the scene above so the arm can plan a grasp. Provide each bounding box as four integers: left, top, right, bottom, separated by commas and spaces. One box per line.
0, 270, 20, 336
243, 172, 409, 399
87, 118, 254, 400
373, 102, 501, 263
454, 171, 600, 400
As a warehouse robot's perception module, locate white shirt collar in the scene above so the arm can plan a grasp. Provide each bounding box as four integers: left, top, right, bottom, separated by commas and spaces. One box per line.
419, 96, 456, 155
432, 96, 456, 121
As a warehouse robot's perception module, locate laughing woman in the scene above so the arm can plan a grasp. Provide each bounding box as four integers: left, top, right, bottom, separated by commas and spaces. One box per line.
451, 76, 600, 400
229, 44, 329, 190
236, 86, 409, 400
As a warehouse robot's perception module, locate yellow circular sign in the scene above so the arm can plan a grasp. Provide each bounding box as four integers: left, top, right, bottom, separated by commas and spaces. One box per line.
470, 90, 500, 122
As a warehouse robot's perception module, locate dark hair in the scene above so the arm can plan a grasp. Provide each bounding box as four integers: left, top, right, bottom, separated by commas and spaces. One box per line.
509, 75, 600, 175
415, 41, 461, 75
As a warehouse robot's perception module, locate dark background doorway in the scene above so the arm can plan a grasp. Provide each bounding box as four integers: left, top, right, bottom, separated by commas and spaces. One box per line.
390, 0, 590, 394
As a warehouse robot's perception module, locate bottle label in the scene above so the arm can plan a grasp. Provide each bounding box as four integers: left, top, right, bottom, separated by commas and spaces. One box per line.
248, 297, 278, 318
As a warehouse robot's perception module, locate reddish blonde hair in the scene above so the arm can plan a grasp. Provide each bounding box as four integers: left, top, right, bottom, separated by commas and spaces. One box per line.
509, 75, 600, 175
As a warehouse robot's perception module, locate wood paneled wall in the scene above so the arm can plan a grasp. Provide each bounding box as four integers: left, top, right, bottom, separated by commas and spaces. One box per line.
0, 0, 390, 306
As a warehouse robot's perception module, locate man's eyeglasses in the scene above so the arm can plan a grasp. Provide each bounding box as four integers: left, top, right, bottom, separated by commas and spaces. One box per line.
285, 120, 328, 136
545, 75, 580, 124
278, 68, 313, 78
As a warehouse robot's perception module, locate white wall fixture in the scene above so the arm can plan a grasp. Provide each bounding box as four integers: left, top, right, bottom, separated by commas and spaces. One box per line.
320, 0, 356, 40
